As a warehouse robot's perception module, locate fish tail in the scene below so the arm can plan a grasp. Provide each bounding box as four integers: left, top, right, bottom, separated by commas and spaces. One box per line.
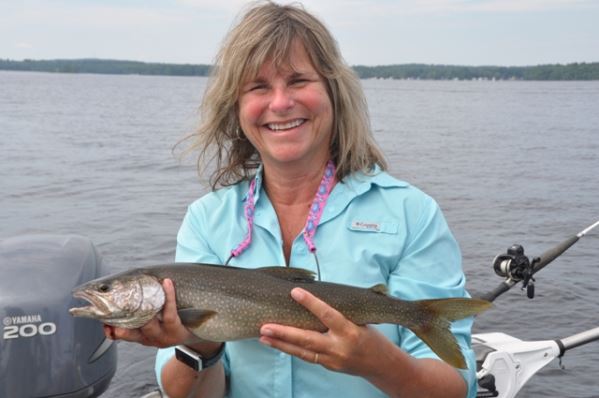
407, 298, 491, 369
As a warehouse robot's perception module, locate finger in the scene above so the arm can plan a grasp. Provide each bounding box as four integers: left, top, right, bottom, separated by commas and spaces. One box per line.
260, 324, 325, 352
159, 278, 197, 345
138, 317, 163, 342
290, 288, 348, 330
104, 325, 115, 340
112, 326, 145, 343
104, 324, 146, 343
260, 334, 324, 365
161, 278, 179, 326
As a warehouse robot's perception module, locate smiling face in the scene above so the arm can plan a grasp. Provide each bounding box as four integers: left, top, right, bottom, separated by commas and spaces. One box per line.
237, 40, 334, 172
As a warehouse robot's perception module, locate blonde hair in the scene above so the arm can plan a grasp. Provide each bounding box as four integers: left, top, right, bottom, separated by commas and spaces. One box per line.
189, 1, 387, 189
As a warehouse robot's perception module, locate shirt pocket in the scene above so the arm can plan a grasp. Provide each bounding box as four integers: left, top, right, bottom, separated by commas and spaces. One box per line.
347, 220, 399, 234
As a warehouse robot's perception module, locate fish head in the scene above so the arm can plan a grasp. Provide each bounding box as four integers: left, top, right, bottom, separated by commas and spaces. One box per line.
69, 272, 165, 329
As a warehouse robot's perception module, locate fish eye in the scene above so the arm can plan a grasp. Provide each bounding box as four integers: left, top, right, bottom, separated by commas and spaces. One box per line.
98, 283, 111, 293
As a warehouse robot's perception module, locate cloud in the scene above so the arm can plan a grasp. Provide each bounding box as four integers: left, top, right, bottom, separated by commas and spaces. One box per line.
15, 42, 33, 49
0, 1, 230, 63
2, 0, 596, 65
3, 2, 186, 31
302, 0, 599, 18
177, 0, 248, 11
454, 0, 599, 13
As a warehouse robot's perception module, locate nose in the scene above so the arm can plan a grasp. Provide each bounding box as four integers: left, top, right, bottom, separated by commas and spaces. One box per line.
269, 86, 294, 113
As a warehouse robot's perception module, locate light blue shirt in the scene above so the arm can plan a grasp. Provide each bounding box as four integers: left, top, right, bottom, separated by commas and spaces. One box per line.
155, 168, 477, 398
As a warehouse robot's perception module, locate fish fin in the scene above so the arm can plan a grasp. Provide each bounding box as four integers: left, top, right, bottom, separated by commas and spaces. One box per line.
407, 298, 492, 369
422, 297, 492, 322
369, 284, 388, 295
178, 309, 217, 328
257, 266, 316, 282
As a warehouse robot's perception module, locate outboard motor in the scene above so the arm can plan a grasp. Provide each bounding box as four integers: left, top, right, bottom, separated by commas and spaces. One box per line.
0, 234, 117, 398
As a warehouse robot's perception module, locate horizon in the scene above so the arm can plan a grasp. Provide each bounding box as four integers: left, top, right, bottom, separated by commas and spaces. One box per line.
3, 57, 598, 69
2, 0, 599, 67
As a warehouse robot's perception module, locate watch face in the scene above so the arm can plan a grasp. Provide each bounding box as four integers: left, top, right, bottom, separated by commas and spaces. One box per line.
175, 346, 201, 371
175, 344, 225, 372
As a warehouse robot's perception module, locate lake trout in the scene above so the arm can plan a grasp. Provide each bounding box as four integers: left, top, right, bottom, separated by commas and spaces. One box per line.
69, 263, 491, 368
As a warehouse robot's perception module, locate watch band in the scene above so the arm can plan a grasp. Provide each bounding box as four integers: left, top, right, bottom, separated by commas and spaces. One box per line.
175, 343, 225, 372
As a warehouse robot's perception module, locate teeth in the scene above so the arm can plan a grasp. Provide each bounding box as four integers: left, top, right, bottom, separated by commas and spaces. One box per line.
267, 119, 304, 131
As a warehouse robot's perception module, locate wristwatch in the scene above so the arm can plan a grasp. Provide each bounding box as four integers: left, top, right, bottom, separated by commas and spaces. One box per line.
175, 343, 225, 372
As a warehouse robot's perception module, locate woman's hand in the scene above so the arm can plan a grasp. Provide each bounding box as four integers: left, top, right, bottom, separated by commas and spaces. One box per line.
258, 287, 394, 378
104, 278, 197, 348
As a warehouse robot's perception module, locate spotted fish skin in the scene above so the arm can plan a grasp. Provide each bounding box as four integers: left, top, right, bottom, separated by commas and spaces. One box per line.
70, 263, 491, 368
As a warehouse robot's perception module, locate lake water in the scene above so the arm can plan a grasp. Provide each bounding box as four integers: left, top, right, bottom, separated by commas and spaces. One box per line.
1, 71, 598, 397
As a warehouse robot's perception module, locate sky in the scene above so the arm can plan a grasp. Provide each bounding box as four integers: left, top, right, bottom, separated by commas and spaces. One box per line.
1, 0, 599, 67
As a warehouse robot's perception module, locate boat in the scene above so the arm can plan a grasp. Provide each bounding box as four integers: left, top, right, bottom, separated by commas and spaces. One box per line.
1, 221, 597, 397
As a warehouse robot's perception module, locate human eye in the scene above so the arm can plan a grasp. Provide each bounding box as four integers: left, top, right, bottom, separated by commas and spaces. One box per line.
243, 79, 268, 93
291, 78, 308, 86
289, 73, 311, 87
250, 83, 267, 91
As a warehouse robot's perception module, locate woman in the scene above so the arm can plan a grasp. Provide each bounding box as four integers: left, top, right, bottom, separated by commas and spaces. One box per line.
107, 2, 477, 397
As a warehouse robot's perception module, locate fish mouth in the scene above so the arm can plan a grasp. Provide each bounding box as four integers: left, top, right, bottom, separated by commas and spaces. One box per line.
69, 290, 111, 317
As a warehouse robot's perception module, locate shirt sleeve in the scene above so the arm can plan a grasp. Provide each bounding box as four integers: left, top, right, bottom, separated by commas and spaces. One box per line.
175, 201, 225, 264
388, 193, 477, 398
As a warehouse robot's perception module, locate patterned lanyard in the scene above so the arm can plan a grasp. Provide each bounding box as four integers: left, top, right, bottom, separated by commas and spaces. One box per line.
226, 160, 336, 280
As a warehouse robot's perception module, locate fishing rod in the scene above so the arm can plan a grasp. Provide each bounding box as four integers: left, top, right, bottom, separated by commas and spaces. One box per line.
479, 220, 599, 302
474, 220, 599, 398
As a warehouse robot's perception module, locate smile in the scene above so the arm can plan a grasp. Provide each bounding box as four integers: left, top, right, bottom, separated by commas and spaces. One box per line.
266, 119, 306, 131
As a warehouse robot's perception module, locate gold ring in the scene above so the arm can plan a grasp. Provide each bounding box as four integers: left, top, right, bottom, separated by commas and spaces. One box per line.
314, 352, 319, 364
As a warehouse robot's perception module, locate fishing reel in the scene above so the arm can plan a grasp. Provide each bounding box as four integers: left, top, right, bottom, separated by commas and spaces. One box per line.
492, 244, 538, 299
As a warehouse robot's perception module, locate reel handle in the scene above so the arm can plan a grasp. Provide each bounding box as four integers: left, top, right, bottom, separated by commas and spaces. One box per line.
477, 221, 597, 303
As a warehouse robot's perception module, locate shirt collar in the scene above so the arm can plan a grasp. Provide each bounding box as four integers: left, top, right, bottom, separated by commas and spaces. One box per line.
321, 165, 408, 224
244, 163, 408, 223
342, 165, 408, 191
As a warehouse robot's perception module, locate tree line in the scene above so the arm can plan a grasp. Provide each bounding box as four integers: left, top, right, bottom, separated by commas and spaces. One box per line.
1, 58, 598, 80
0, 58, 211, 76
352, 63, 599, 81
